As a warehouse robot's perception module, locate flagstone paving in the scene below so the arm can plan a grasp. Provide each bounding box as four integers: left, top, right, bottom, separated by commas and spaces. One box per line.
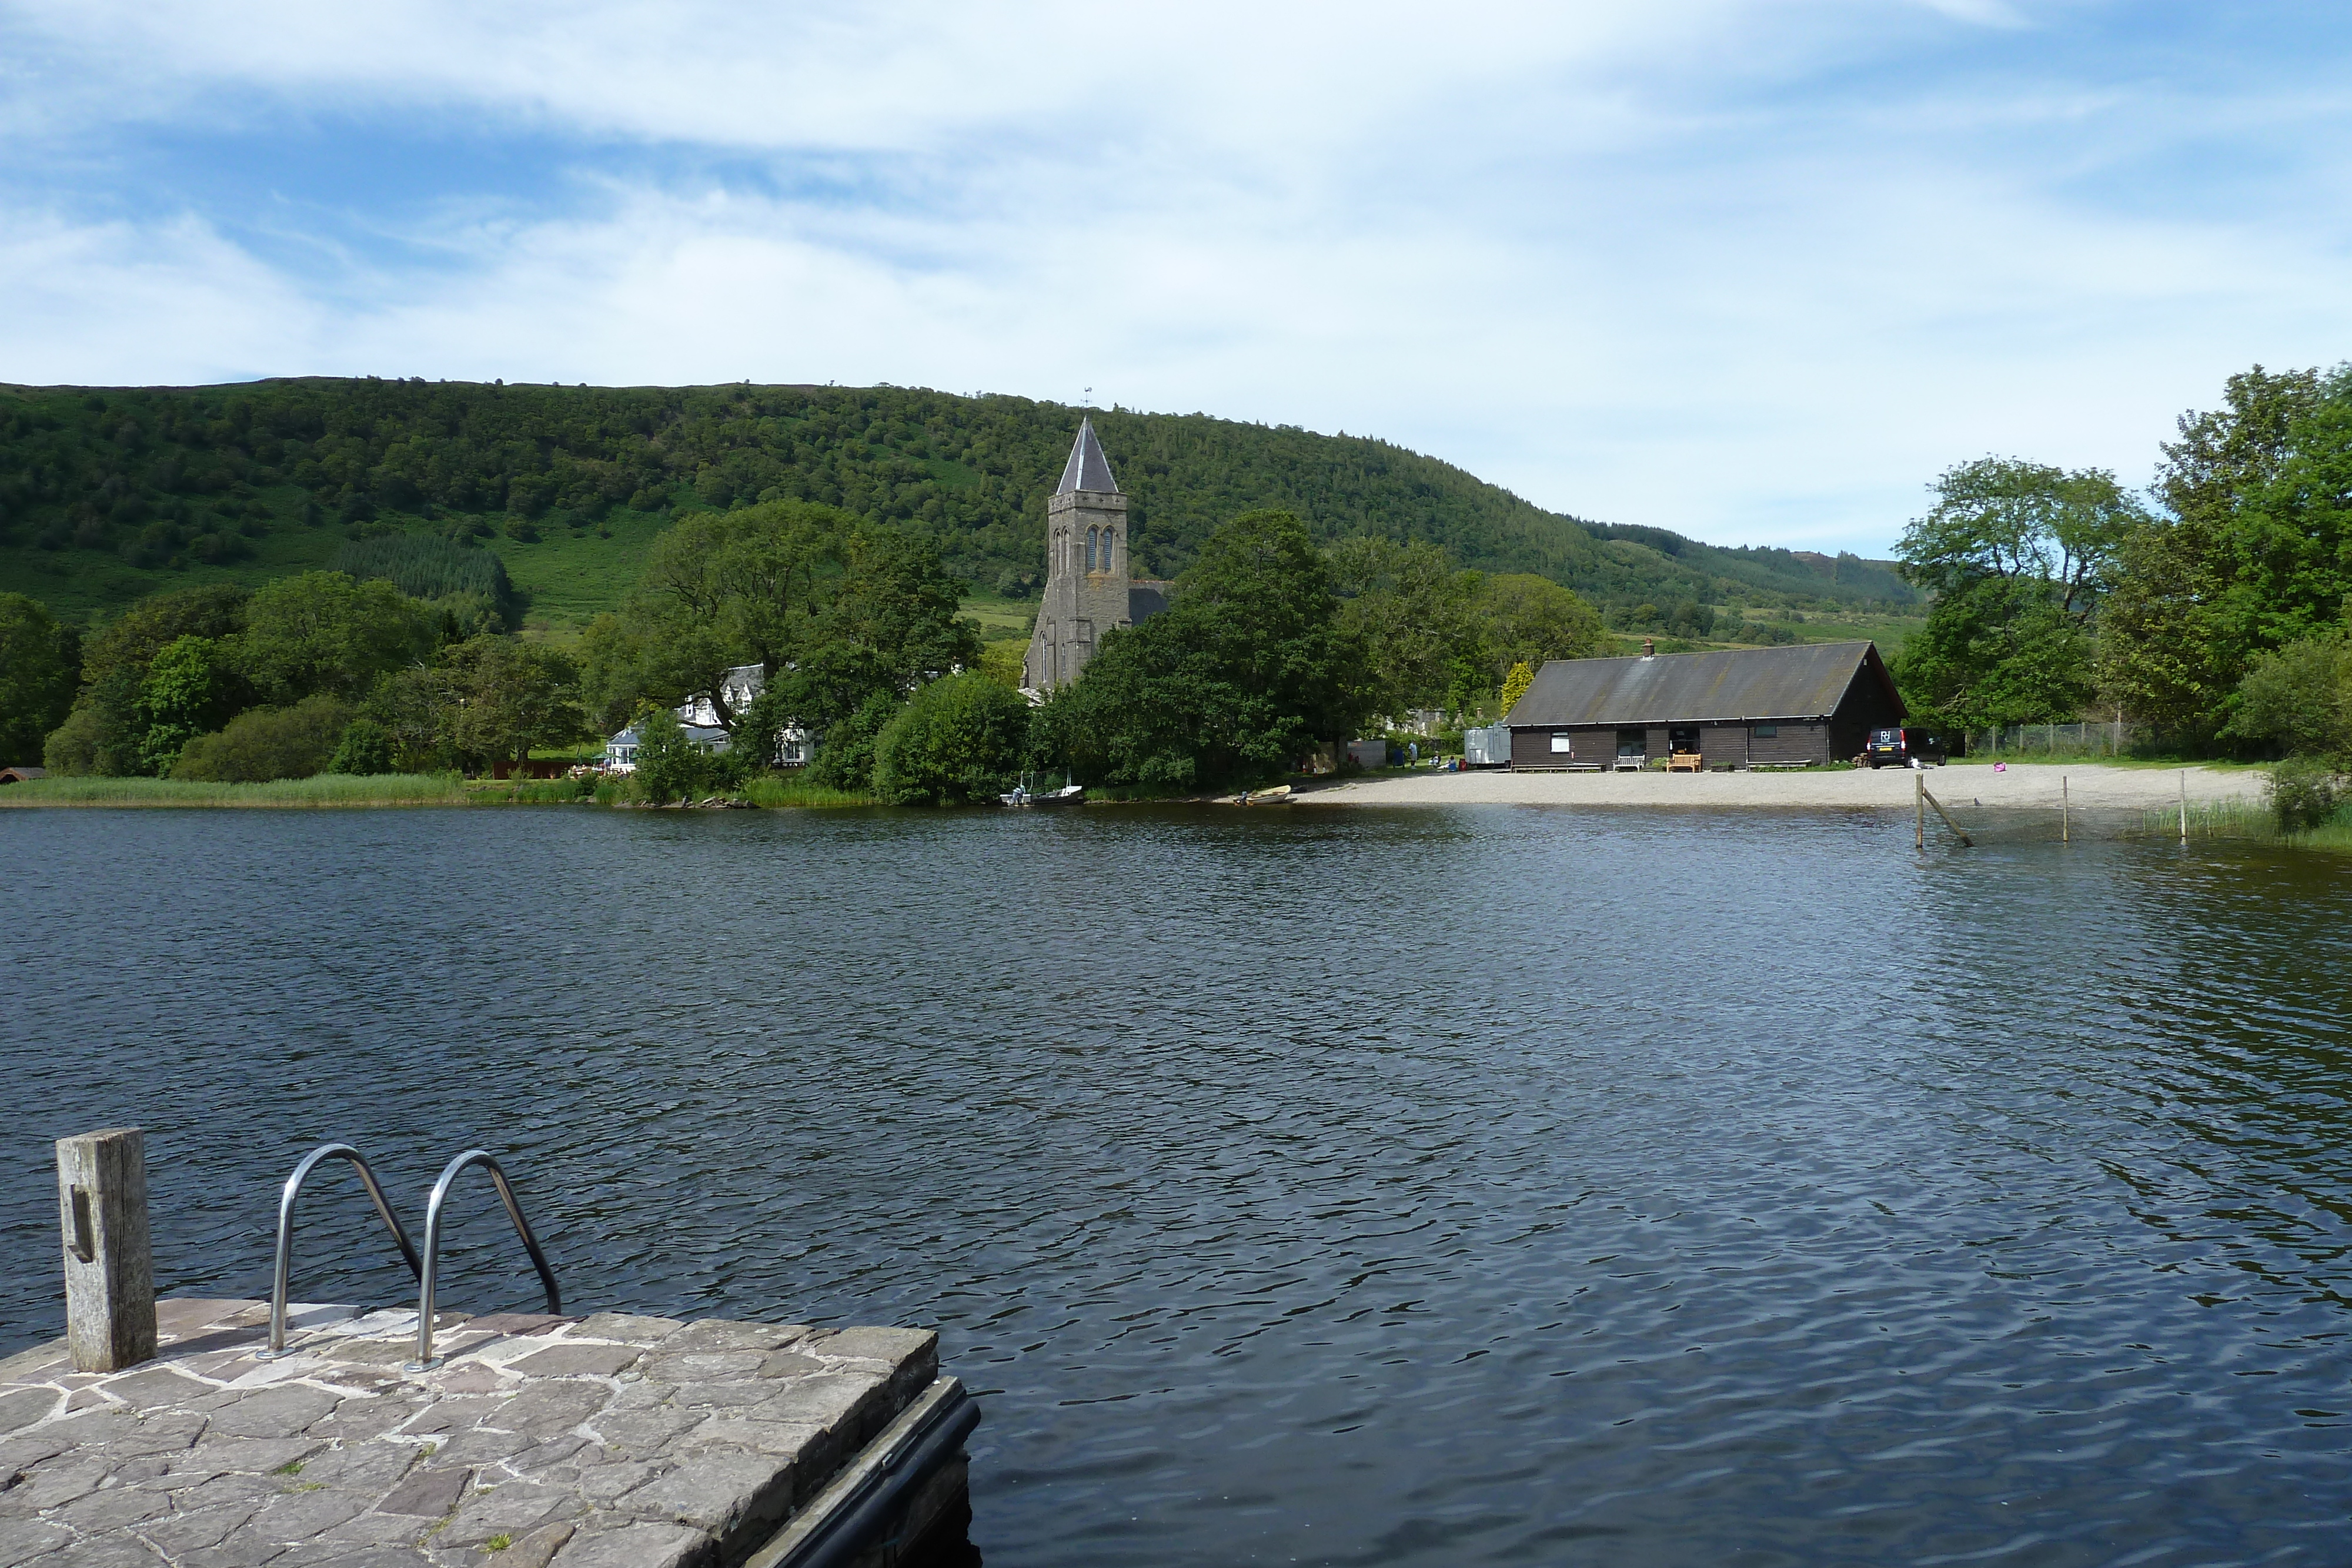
0, 1299, 940, 1568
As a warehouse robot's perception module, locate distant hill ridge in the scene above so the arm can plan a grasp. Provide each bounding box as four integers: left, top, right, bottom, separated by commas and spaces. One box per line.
0, 377, 1916, 622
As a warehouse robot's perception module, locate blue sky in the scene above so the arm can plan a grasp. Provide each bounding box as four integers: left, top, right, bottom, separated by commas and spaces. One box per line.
4, 2, 2350, 556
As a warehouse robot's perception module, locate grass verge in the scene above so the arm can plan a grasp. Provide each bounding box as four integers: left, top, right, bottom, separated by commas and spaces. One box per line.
4, 772, 886, 810
737, 777, 873, 808
0, 774, 469, 807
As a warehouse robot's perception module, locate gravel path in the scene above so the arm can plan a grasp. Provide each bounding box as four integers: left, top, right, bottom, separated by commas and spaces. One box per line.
1304, 762, 2265, 809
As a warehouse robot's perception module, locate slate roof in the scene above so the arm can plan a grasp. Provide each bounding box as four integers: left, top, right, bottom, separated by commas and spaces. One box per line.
1128, 581, 1171, 621
1505, 641, 1902, 727
1056, 417, 1120, 494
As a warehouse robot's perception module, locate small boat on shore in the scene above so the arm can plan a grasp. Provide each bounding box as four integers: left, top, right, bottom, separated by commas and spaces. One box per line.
1001, 781, 1085, 808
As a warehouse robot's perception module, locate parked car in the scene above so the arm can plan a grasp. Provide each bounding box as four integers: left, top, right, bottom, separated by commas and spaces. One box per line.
1865, 727, 1949, 768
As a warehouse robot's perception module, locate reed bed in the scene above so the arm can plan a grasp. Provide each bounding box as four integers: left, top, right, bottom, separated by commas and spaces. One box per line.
2130, 797, 2275, 840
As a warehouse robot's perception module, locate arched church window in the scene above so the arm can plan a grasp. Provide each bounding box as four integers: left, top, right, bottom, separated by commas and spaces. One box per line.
1101, 528, 1114, 567
1085, 528, 1097, 571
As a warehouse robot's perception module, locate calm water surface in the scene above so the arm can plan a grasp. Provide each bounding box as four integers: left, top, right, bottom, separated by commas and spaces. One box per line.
2, 804, 2348, 1566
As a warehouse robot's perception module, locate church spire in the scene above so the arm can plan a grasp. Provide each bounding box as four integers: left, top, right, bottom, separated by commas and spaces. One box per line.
1055, 417, 1120, 495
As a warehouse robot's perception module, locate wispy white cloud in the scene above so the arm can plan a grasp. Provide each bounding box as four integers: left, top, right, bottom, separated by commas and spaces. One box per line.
3, 1, 2350, 553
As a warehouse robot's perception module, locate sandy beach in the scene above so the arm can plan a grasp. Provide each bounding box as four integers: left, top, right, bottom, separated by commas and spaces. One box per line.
1304, 762, 2264, 810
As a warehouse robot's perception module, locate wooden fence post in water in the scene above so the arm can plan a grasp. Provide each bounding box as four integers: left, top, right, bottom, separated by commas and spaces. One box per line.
2180, 770, 2189, 843
2062, 775, 2069, 842
1916, 772, 1925, 851
56, 1128, 155, 1372
1920, 784, 1973, 847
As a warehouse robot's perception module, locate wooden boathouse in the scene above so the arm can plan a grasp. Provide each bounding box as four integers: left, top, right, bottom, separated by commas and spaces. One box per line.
1504, 640, 1905, 770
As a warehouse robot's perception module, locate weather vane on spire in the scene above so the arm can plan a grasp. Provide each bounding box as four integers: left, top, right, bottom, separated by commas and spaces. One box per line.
1083, 386, 1093, 407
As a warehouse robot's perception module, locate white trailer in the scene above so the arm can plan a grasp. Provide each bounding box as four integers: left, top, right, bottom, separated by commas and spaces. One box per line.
1464, 725, 1512, 768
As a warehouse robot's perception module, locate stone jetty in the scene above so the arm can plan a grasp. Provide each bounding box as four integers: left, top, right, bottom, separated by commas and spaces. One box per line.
0, 1298, 968, 1568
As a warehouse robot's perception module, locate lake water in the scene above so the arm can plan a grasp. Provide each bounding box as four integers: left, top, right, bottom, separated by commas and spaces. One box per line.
3, 803, 2348, 1566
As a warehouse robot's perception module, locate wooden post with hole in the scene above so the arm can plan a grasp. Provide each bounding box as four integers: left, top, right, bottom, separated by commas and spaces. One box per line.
56, 1128, 155, 1372
2179, 770, 2189, 844
1915, 771, 1925, 850
2062, 775, 2069, 843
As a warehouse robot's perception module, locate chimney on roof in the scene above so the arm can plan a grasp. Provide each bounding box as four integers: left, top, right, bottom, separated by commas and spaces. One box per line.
1642, 638, 1655, 660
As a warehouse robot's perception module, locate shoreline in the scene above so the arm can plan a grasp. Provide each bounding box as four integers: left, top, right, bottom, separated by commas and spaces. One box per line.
1300, 762, 2265, 810
0, 762, 2269, 814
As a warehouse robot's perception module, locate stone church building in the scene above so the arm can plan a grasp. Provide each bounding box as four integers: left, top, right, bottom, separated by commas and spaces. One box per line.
1023, 419, 1172, 693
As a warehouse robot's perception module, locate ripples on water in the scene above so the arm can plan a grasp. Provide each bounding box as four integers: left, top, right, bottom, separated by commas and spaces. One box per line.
2, 804, 2347, 1566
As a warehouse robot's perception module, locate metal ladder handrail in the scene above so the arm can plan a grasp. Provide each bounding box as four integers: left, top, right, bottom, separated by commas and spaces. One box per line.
405, 1148, 561, 1372
257, 1142, 422, 1359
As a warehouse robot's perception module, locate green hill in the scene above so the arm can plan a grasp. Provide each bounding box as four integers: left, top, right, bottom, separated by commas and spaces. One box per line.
0, 377, 1917, 629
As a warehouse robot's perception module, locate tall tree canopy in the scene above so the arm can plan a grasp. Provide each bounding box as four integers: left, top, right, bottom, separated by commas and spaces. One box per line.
238, 571, 433, 704
1328, 537, 1477, 718
1040, 509, 1375, 790
2099, 366, 2351, 743
583, 500, 981, 745
44, 582, 250, 775
0, 594, 79, 765
1325, 543, 1605, 721
1892, 458, 2147, 729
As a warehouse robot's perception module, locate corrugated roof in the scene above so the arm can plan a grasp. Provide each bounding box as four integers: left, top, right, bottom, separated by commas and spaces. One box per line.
1505, 641, 1900, 727
1055, 417, 1120, 494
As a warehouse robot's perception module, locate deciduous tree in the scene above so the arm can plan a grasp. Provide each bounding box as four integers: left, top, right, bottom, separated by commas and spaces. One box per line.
435, 634, 587, 776
1041, 509, 1374, 790
0, 594, 79, 765
134, 634, 238, 775
1893, 457, 2146, 729
45, 582, 248, 775
2098, 366, 2348, 744
1476, 574, 1604, 680
236, 571, 430, 704
873, 672, 1030, 804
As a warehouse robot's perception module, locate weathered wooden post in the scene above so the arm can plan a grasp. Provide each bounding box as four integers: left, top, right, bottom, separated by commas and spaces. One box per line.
2062, 775, 2069, 843
55, 1128, 156, 1372
1915, 771, 1925, 851
2179, 770, 2189, 844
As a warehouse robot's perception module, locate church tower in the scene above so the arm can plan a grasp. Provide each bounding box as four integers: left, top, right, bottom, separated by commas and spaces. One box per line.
1024, 418, 1157, 692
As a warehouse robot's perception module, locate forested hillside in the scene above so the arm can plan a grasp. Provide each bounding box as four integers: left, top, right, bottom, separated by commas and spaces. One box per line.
0, 377, 1916, 626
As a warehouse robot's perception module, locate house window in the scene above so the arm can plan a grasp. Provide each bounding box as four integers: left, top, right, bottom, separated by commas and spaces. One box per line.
1754, 724, 1778, 737
1549, 733, 1574, 754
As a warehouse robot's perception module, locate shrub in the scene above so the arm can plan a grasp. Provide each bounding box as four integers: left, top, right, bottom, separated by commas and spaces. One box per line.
328, 719, 396, 776
810, 691, 900, 793
2268, 757, 2344, 833
2226, 636, 2352, 763
630, 704, 710, 804
1499, 661, 1535, 717
173, 696, 353, 783
42, 705, 109, 776
873, 673, 1031, 805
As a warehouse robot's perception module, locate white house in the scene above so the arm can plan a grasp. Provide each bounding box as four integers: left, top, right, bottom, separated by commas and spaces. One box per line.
603, 720, 730, 772
678, 664, 764, 730
603, 663, 814, 773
